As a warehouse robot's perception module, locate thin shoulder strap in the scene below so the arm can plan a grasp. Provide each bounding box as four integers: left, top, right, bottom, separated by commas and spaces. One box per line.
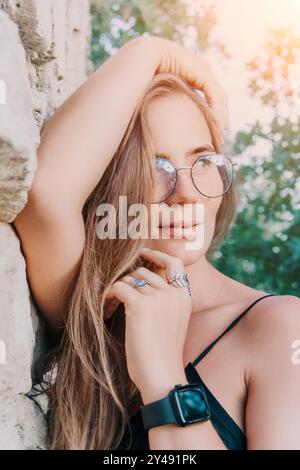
192, 293, 275, 367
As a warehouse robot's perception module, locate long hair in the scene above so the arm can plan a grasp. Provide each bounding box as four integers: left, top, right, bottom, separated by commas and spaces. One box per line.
40, 72, 237, 449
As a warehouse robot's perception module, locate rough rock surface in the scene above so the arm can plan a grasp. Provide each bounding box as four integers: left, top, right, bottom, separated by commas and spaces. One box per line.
0, 0, 91, 449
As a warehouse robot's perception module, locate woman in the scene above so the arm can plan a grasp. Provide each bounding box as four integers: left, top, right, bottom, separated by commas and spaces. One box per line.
13, 36, 300, 450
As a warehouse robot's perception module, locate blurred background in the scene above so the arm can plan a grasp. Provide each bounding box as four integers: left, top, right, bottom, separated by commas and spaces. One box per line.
90, 0, 300, 296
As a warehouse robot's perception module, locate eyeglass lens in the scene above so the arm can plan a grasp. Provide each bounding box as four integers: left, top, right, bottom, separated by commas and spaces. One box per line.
153, 154, 233, 203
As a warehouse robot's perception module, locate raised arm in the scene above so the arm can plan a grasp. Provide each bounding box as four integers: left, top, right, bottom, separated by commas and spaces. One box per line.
12, 35, 228, 331
32, 37, 162, 212
12, 37, 161, 331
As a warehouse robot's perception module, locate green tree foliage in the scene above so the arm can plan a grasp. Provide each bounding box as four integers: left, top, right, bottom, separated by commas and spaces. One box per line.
90, 0, 229, 68
90, 4, 299, 295
213, 29, 300, 296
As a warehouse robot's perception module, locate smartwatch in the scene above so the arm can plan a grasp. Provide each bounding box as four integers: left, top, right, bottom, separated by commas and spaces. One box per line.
140, 383, 211, 432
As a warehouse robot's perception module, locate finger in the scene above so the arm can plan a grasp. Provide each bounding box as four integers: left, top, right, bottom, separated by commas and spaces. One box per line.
119, 274, 154, 294
103, 296, 121, 320
156, 38, 229, 131
130, 266, 167, 289
106, 280, 140, 306
224, 106, 231, 134
193, 58, 229, 132
139, 248, 184, 284
207, 83, 229, 132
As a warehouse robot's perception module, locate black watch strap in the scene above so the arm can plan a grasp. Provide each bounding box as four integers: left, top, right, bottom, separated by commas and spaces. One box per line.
140, 383, 211, 432
140, 389, 179, 432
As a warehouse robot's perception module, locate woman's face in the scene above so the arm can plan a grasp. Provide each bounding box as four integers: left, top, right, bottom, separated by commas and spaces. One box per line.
144, 93, 223, 266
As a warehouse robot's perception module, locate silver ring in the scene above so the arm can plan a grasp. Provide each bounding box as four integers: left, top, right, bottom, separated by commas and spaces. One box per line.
131, 278, 150, 289
167, 271, 192, 297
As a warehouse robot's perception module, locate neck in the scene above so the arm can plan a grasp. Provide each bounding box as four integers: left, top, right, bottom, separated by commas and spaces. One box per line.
155, 255, 228, 316
186, 257, 228, 315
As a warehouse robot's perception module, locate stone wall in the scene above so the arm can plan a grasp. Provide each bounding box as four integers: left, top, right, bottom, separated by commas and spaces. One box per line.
0, 0, 91, 449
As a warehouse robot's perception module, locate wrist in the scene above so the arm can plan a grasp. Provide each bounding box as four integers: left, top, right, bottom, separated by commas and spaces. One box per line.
139, 370, 188, 405
122, 35, 162, 74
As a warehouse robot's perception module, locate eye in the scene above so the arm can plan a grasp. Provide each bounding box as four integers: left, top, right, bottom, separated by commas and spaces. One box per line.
194, 153, 216, 165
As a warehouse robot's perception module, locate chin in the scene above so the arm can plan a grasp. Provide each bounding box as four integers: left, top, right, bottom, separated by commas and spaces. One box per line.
146, 239, 209, 267
144, 222, 215, 265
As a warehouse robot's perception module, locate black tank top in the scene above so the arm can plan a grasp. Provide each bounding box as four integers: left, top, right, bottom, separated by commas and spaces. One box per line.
115, 293, 275, 450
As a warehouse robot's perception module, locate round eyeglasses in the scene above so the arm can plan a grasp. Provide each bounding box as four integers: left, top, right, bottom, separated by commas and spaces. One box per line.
152, 153, 238, 204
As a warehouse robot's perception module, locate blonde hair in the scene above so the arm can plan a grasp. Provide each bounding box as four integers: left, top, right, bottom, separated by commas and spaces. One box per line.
41, 72, 237, 449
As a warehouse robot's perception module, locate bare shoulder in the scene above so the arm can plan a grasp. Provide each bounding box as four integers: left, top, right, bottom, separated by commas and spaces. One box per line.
242, 293, 300, 449
242, 294, 300, 337
241, 294, 300, 380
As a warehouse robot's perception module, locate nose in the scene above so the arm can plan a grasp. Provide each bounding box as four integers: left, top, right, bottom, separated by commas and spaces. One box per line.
167, 167, 208, 205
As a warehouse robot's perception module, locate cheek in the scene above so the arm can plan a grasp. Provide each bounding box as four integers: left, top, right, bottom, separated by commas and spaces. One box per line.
203, 197, 222, 224
196, 198, 222, 252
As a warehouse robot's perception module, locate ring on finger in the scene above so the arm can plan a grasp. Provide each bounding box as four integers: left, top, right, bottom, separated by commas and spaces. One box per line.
131, 277, 150, 289
167, 271, 192, 297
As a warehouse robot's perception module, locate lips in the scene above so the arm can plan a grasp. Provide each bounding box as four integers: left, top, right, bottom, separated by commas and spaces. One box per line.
158, 222, 202, 239
159, 220, 201, 229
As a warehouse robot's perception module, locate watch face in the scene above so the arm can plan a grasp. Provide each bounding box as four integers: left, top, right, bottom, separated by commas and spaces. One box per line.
172, 384, 210, 425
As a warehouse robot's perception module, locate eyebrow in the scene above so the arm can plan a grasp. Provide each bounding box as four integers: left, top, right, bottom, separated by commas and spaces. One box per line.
155, 144, 215, 160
